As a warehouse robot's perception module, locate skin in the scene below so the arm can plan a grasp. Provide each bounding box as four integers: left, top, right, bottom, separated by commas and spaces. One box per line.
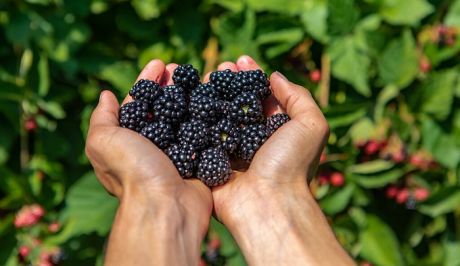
85, 56, 355, 266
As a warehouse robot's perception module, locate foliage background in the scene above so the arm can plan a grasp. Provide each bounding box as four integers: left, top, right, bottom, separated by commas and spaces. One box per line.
1, 0, 460, 265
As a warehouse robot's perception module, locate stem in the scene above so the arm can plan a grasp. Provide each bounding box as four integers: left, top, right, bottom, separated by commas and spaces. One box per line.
20, 105, 29, 173
319, 53, 330, 108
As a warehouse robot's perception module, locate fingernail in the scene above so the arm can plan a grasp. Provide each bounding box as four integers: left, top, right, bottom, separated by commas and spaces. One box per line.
238, 55, 253, 64
274, 71, 288, 81
99, 90, 106, 102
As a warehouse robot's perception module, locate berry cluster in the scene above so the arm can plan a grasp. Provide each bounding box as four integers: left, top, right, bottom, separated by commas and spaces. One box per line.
118, 64, 290, 187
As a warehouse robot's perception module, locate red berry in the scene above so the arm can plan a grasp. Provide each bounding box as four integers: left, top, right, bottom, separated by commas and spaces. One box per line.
309, 70, 321, 83
14, 204, 45, 228
419, 57, 431, 73
48, 222, 61, 233
330, 172, 345, 187
208, 238, 221, 250
414, 188, 430, 201
396, 189, 409, 204
25, 118, 37, 132
392, 149, 406, 163
386, 186, 399, 198
19, 246, 30, 258
364, 140, 380, 155
318, 173, 330, 185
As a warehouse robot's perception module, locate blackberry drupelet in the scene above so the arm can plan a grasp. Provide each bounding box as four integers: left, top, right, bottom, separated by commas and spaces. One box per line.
152, 85, 187, 125
210, 119, 240, 154
210, 69, 236, 100
172, 64, 200, 92
197, 147, 232, 187
177, 119, 209, 150
140, 121, 175, 150
228, 92, 264, 124
119, 101, 151, 132
266, 113, 290, 135
166, 143, 198, 178
230, 70, 271, 99
191, 82, 221, 100
189, 95, 222, 124
237, 123, 269, 161
129, 79, 162, 104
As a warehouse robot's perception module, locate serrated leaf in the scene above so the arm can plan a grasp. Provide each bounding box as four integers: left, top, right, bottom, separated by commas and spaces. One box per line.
327, 0, 360, 36
380, 0, 433, 26
360, 215, 404, 266
300, 0, 329, 43
418, 70, 456, 121
329, 36, 370, 96
419, 187, 460, 217
378, 30, 418, 88
320, 184, 354, 215
349, 160, 394, 174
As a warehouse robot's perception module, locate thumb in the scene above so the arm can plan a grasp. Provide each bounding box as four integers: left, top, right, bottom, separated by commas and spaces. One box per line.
89, 90, 120, 129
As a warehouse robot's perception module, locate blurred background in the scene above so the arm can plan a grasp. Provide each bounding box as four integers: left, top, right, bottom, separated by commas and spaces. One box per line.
1, 0, 460, 265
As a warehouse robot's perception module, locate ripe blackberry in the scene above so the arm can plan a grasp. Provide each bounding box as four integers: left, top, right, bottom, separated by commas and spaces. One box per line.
266, 113, 290, 135
210, 119, 240, 153
237, 124, 269, 161
210, 69, 236, 100
140, 121, 174, 150
191, 82, 221, 100
152, 85, 187, 125
177, 119, 209, 150
129, 79, 162, 104
189, 95, 222, 124
166, 143, 198, 178
119, 101, 151, 132
197, 147, 232, 187
230, 70, 271, 99
228, 92, 264, 124
172, 64, 200, 92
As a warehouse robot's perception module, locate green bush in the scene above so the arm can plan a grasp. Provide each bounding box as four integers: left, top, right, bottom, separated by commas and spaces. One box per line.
1, 0, 459, 265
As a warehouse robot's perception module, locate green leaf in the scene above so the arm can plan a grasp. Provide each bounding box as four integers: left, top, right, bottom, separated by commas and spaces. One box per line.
419, 187, 460, 217
131, 0, 165, 20
53, 173, 118, 243
300, 0, 329, 43
320, 184, 354, 215
99, 61, 138, 94
349, 118, 375, 143
445, 0, 460, 27
352, 169, 404, 188
256, 28, 303, 58
329, 36, 370, 96
349, 160, 395, 174
37, 100, 66, 119
325, 104, 368, 129
139, 44, 174, 69
374, 85, 399, 122
208, 0, 244, 12
418, 70, 456, 120
360, 215, 404, 266
327, 0, 360, 36
443, 237, 460, 266
379, 0, 433, 26
38, 53, 50, 96
246, 0, 305, 15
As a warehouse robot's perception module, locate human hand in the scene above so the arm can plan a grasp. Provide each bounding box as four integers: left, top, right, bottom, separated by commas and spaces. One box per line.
85, 60, 212, 265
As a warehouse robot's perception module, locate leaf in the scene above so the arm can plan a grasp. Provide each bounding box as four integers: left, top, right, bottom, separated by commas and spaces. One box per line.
443, 238, 460, 266
320, 184, 354, 215
374, 85, 399, 122
359, 215, 404, 266
38, 53, 50, 96
349, 160, 395, 174
300, 0, 329, 43
131, 0, 165, 20
139, 43, 174, 69
99, 61, 138, 93
246, 0, 305, 15
378, 30, 418, 88
445, 0, 460, 27
208, 0, 244, 12
379, 0, 433, 26
418, 70, 456, 121
352, 169, 404, 188
329, 36, 370, 96
37, 100, 66, 119
327, 0, 360, 36
349, 118, 375, 144
419, 187, 460, 217
256, 28, 304, 58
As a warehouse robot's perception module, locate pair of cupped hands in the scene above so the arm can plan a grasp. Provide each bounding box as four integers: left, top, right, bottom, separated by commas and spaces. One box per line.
85, 55, 339, 265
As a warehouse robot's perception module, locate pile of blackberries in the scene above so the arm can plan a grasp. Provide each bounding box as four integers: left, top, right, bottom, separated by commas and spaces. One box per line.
119, 64, 290, 187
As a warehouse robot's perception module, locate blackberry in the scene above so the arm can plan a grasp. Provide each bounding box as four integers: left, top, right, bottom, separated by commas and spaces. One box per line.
189, 95, 222, 124
191, 82, 221, 100
166, 143, 198, 178
228, 92, 264, 124
177, 119, 209, 150
129, 79, 162, 104
119, 101, 151, 132
210, 119, 240, 153
197, 147, 232, 187
230, 70, 271, 99
210, 69, 236, 100
152, 85, 187, 125
172, 64, 200, 92
266, 113, 290, 135
140, 121, 175, 150
237, 124, 269, 161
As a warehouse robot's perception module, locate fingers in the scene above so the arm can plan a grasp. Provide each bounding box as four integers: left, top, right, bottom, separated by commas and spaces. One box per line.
162, 63, 179, 86
89, 90, 120, 129
263, 96, 284, 117
236, 55, 262, 71
122, 59, 166, 105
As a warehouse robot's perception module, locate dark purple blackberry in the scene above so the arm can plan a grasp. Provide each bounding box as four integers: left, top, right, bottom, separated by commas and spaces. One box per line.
228, 92, 264, 124
119, 101, 151, 132
189, 95, 222, 124
191, 82, 221, 100
210, 119, 240, 153
237, 124, 269, 161
266, 113, 290, 135
152, 85, 187, 125
197, 147, 232, 187
172, 64, 200, 92
140, 121, 174, 150
177, 119, 209, 150
166, 143, 198, 178
129, 79, 162, 104
230, 70, 271, 99
210, 69, 236, 100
